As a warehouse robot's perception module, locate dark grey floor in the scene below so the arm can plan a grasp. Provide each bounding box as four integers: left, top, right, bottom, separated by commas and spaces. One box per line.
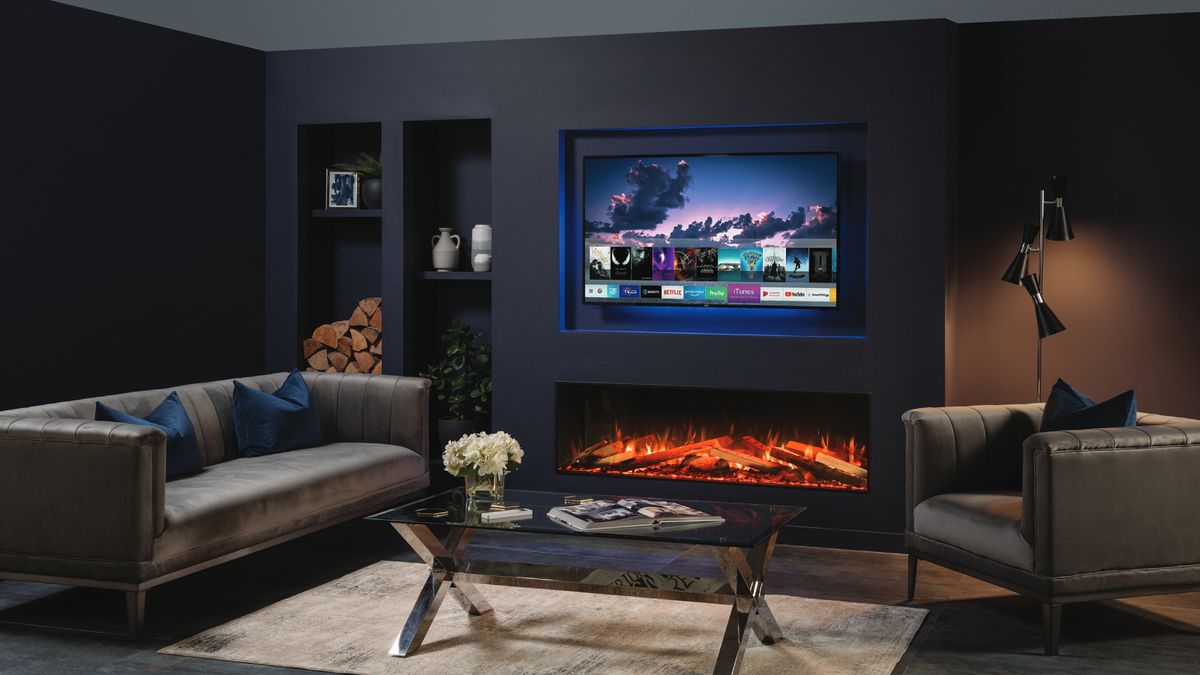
2, 518, 1198, 674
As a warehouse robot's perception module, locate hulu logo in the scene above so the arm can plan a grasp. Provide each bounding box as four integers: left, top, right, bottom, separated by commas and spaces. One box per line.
705, 285, 728, 301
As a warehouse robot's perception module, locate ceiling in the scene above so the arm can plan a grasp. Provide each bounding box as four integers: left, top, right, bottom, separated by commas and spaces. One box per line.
53, 0, 1200, 52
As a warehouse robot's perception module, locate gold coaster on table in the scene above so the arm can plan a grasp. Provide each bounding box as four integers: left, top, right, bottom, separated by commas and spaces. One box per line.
562, 496, 594, 505
415, 508, 449, 519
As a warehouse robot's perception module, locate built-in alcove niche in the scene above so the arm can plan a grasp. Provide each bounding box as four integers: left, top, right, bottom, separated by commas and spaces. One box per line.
400, 119, 493, 426
296, 122, 383, 370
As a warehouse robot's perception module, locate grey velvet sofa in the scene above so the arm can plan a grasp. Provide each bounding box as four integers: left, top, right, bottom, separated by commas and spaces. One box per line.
0, 371, 430, 638
903, 403, 1200, 655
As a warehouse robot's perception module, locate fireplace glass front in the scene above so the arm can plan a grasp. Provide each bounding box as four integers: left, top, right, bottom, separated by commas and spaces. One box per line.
556, 382, 870, 491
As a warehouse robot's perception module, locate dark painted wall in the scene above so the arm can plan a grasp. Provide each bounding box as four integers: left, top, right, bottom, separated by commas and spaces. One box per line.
0, 1, 265, 409
950, 14, 1200, 416
266, 21, 953, 545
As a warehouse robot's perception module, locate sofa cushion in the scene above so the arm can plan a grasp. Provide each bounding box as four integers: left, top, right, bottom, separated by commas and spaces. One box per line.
233, 370, 322, 457
912, 491, 1033, 571
154, 442, 422, 561
96, 392, 203, 480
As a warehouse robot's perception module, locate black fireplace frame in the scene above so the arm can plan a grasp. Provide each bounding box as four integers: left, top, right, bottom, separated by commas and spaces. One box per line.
554, 380, 872, 494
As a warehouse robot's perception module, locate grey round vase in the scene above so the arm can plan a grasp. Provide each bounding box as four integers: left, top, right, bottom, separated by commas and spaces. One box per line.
438, 418, 485, 449
361, 178, 382, 209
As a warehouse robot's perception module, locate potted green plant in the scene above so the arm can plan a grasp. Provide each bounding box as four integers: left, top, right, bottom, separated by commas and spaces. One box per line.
420, 318, 492, 450
332, 152, 382, 209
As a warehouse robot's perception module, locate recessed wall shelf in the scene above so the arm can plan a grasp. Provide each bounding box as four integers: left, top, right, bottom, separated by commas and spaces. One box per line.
419, 271, 492, 281
311, 209, 382, 219
297, 121, 383, 370
401, 117, 492, 391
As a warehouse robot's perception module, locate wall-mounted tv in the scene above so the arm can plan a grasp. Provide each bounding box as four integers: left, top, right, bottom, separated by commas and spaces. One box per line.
582, 152, 839, 308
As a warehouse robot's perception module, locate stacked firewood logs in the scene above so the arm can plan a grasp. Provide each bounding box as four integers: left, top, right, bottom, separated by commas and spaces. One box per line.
303, 297, 382, 374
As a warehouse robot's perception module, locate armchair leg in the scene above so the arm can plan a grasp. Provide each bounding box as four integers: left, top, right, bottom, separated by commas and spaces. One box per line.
906, 554, 917, 601
126, 590, 145, 641
1041, 603, 1061, 655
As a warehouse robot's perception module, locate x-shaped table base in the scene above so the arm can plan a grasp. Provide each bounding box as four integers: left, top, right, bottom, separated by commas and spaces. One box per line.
389, 523, 782, 675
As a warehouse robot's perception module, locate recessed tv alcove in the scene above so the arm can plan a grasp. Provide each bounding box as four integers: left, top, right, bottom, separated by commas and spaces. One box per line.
560, 122, 868, 337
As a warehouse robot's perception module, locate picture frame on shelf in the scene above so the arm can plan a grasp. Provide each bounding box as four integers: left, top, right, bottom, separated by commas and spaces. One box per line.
326, 170, 359, 208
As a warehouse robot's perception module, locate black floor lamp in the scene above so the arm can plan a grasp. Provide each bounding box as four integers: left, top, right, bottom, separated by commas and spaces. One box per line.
1001, 176, 1073, 402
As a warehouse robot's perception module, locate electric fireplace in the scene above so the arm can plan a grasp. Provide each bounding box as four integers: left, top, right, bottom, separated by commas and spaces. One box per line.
556, 382, 870, 491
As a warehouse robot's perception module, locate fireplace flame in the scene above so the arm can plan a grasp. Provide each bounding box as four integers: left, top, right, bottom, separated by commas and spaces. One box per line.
566, 424, 867, 490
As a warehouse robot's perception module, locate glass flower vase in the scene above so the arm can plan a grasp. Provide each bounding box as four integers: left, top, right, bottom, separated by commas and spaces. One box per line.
464, 472, 505, 508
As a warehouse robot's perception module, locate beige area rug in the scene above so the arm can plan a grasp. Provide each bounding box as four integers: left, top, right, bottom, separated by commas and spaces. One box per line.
161, 561, 927, 674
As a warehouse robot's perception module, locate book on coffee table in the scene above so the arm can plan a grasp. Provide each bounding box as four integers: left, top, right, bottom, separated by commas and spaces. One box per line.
548, 498, 725, 532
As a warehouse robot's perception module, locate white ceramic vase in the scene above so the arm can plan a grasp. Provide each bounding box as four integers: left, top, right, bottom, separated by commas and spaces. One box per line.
431, 228, 461, 271
471, 224, 492, 259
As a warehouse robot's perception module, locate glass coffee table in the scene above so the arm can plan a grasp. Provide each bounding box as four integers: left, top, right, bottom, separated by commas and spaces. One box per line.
369, 488, 804, 675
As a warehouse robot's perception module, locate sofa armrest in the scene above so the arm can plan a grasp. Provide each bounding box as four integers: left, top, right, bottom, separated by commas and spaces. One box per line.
0, 416, 165, 563
903, 404, 1041, 530
1023, 421, 1200, 577
302, 373, 431, 467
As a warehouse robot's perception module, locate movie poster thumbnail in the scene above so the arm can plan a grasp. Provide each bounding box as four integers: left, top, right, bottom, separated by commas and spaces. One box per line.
786, 248, 809, 281
589, 246, 611, 280
739, 248, 763, 281
762, 247, 786, 283
717, 249, 742, 282
696, 247, 718, 281
652, 247, 675, 281
674, 248, 697, 281
809, 247, 833, 283
609, 246, 631, 280
631, 247, 653, 280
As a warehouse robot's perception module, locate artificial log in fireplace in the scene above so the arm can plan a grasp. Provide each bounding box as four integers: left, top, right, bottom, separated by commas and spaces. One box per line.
556, 382, 869, 491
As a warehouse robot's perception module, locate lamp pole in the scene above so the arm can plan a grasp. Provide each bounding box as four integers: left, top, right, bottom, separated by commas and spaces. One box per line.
1033, 188, 1059, 402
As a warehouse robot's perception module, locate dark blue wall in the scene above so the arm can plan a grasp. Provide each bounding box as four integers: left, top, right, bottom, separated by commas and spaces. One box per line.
0, 0, 265, 409
265, 21, 954, 546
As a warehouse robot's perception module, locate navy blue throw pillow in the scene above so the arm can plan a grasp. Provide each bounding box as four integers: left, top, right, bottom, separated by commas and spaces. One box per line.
96, 392, 203, 480
1041, 379, 1137, 432
232, 370, 322, 457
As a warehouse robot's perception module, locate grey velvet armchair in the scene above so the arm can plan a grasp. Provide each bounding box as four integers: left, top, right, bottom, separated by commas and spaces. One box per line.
903, 403, 1200, 655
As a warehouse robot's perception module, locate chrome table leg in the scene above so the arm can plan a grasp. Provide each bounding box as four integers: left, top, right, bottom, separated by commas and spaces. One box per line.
390, 523, 493, 656
711, 532, 782, 674
389, 565, 451, 656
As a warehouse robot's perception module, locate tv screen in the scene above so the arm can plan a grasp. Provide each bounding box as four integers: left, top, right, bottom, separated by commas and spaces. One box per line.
582, 152, 839, 308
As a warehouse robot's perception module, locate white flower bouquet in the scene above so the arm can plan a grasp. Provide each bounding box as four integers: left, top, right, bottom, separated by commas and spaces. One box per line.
443, 431, 524, 479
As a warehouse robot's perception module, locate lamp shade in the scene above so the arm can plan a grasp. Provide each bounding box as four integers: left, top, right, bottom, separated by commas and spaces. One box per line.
1001, 222, 1041, 284
1020, 273, 1066, 338
1046, 175, 1074, 241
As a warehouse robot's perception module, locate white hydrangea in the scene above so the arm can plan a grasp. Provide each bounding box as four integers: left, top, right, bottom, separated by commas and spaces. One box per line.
442, 431, 523, 478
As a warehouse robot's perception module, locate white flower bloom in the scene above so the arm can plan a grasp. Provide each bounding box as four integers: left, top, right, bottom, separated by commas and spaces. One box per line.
442, 431, 523, 478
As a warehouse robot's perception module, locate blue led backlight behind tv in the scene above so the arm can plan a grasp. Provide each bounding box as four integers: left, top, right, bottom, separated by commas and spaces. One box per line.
560, 123, 868, 338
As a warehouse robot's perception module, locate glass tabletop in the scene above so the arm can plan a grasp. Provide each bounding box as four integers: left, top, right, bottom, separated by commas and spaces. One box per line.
368, 488, 805, 548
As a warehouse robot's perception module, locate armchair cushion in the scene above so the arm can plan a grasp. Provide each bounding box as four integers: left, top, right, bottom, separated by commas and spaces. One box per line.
912, 491, 1033, 571
1040, 379, 1137, 432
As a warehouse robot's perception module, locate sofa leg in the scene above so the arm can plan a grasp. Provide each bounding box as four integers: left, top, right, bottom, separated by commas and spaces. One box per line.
1041, 603, 1061, 655
906, 554, 917, 601
126, 590, 145, 641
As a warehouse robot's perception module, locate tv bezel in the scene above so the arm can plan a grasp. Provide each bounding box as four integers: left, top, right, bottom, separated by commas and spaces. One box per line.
580, 149, 841, 310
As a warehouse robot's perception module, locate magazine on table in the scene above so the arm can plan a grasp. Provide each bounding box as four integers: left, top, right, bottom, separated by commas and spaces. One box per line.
548, 498, 725, 532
